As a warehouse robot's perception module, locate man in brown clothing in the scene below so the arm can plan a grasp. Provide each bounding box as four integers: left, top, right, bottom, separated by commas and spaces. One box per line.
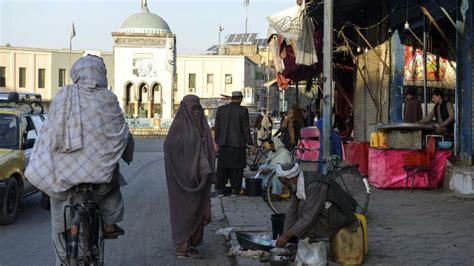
403, 87, 423, 123
274, 163, 358, 247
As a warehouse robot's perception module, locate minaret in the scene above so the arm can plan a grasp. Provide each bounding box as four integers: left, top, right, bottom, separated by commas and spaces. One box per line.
141, 0, 149, 12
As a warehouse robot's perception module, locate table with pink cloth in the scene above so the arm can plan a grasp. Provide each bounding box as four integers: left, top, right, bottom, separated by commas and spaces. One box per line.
368, 147, 452, 189
345, 141, 369, 176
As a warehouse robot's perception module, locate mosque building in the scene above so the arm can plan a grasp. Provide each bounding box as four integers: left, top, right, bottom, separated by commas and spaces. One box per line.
0, 0, 273, 120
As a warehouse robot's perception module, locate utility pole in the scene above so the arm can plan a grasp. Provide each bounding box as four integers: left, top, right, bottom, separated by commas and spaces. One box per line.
423, 14, 428, 115
244, 0, 249, 34
322, 0, 333, 174
218, 24, 224, 47
217, 23, 225, 55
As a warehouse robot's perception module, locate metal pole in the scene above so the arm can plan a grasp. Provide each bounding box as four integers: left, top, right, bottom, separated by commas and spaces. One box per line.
423, 14, 428, 115
323, 0, 333, 174
295, 82, 299, 105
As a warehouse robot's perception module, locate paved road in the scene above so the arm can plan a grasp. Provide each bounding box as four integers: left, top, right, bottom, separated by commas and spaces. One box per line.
0, 139, 231, 265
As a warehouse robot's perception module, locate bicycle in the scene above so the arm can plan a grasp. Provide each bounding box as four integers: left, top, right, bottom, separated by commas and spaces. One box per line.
246, 138, 270, 171
264, 146, 370, 215
64, 184, 105, 266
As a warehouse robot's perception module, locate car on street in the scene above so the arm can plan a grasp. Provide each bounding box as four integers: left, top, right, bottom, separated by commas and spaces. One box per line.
0, 92, 47, 225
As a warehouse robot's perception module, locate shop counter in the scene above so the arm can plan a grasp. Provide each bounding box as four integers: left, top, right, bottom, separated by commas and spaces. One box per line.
368, 147, 452, 189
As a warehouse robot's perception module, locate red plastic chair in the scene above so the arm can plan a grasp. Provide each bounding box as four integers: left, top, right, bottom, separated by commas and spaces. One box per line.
402, 137, 436, 191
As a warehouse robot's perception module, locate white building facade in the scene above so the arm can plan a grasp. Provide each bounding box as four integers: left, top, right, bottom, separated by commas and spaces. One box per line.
175, 55, 257, 116
112, 1, 176, 119
0, 46, 113, 106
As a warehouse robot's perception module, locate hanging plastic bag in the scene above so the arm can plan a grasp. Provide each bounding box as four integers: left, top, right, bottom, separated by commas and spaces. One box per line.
296, 15, 317, 66
267, 2, 305, 41
294, 238, 327, 266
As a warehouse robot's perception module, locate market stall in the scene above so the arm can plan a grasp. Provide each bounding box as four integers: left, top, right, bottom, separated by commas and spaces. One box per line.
367, 123, 453, 189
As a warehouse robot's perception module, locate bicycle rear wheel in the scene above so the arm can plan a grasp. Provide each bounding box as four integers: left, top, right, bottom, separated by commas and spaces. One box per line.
80, 213, 93, 266
332, 168, 369, 214
90, 210, 104, 266
265, 174, 291, 215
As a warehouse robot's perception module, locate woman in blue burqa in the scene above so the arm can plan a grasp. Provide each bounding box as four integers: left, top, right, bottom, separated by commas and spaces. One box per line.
164, 95, 216, 259
316, 119, 343, 172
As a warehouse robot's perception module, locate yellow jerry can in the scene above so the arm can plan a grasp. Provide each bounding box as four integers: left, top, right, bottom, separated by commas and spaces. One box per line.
377, 131, 389, 148
370, 131, 379, 147
330, 213, 368, 265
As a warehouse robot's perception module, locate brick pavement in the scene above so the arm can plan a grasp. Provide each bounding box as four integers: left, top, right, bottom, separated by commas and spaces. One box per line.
218, 186, 474, 265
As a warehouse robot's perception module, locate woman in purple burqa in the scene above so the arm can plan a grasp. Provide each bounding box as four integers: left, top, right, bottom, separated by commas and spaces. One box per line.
164, 95, 216, 259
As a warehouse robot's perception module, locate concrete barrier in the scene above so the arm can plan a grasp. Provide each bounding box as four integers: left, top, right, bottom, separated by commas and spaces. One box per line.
130, 128, 169, 139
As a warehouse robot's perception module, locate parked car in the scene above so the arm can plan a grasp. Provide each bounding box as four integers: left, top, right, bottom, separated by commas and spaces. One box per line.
0, 92, 47, 225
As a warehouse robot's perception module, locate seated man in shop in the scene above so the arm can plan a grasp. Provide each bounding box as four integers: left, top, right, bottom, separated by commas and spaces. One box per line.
256, 138, 293, 196
418, 89, 454, 135
275, 163, 358, 247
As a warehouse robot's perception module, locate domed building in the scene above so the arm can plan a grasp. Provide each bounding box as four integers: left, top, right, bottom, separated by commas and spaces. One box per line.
112, 0, 176, 119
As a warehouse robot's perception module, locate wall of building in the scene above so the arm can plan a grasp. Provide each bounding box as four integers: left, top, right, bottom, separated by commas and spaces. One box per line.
176, 55, 253, 101
0, 47, 114, 104
353, 42, 391, 141
0, 47, 52, 97
114, 42, 174, 118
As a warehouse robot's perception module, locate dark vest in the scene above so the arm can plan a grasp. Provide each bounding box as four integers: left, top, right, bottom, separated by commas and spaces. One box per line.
304, 172, 357, 229
434, 101, 453, 133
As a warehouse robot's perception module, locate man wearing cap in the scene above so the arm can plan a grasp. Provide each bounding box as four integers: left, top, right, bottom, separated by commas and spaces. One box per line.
214, 91, 255, 197
275, 163, 358, 247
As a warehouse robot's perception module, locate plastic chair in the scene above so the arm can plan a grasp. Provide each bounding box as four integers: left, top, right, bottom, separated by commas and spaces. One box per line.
402, 137, 436, 191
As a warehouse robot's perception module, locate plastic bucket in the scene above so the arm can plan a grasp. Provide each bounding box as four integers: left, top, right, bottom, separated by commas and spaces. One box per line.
271, 213, 286, 240
245, 178, 262, 196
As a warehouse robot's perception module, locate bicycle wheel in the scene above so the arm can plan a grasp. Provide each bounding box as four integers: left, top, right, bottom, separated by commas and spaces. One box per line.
332, 168, 369, 214
80, 213, 93, 266
265, 173, 291, 215
91, 210, 104, 266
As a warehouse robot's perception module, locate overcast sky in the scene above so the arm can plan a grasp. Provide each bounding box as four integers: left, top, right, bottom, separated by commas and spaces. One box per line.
0, 0, 294, 55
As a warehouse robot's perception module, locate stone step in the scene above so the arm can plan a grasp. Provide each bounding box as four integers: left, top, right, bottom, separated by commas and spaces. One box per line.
449, 166, 474, 197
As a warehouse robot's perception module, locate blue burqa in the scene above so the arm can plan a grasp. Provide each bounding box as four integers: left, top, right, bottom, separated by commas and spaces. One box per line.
316, 119, 342, 172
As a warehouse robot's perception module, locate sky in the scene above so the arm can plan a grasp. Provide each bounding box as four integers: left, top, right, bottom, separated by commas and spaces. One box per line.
0, 0, 295, 55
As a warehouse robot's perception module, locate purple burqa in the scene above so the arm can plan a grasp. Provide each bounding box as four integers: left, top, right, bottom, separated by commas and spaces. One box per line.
164, 95, 216, 246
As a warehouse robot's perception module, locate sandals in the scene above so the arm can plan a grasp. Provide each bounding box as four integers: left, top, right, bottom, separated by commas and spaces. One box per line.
103, 224, 125, 239
176, 247, 204, 259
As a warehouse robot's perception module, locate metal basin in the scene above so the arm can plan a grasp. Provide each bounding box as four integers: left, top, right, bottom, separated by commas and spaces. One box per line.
235, 232, 275, 251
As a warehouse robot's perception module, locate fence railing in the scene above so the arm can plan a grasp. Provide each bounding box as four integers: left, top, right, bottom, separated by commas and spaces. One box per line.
126, 118, 172, 138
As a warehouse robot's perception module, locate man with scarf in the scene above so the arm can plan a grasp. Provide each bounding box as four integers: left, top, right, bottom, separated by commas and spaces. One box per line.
275, 163, 358, 248
214, 91, 254, 197
257, 138, 293, 195
25, 55, 133, 264
164, 95, 215, 259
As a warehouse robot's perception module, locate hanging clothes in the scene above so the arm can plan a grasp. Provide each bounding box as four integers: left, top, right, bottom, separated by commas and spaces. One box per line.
279, 30, 323, 83
268, 34, 285, 73
296, 15, 318, 66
